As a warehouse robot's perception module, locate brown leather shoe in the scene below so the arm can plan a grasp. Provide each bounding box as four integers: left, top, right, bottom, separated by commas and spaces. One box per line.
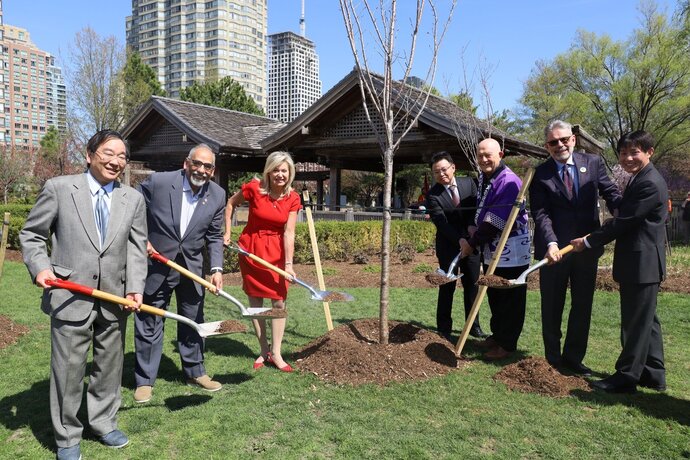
186, 375, 222, 392
134, 385, 152, 403
483, 346, 512, 360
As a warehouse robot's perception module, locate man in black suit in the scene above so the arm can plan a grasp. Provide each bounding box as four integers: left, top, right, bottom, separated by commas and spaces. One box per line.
572, 130, 667, 393
425, 151, 485, 342
530, 120, 621, 376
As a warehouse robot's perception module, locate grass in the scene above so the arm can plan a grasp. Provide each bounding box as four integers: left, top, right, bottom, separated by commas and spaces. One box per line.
0, 256, 689, 459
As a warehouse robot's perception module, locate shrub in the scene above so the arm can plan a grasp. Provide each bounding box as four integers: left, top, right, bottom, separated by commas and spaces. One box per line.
223, 220, 435, 272
0, 204, 33, 249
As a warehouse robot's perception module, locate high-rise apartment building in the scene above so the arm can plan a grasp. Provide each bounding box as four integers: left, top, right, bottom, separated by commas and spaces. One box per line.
267, 31, 321, 122
0, 12, 67, 148
126, 0, 268, 110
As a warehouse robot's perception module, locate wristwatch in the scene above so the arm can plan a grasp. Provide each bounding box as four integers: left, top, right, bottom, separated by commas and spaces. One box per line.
210, 268, 223, 274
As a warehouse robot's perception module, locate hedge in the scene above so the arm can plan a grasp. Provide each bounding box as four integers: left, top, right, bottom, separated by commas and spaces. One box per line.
223, 220, 435, 272
0, 204, 33, 249
0, 206, 436, 270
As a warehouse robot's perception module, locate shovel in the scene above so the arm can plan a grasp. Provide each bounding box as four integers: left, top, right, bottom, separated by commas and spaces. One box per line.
477, 243, 576, 289
45, 279, 245, 337
425, 252, 463, 286
149, 252, 277, 317
225, 243, 355, 302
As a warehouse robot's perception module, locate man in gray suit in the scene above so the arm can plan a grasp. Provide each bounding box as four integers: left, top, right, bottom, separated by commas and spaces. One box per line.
20, 130, 148, 460
134, 144, 226, 403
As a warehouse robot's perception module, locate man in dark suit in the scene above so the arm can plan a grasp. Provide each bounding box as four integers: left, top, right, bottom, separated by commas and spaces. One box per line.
134, 144, 226, 403
572, 130, 667, 393
20, 130, 148, 460
426, 151, 485, 342
530, 120, 621, 376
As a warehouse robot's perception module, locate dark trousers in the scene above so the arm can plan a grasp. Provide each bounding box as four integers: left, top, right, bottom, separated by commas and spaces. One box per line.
616, 282, 665, 385
540, 251, 598, 365
436, 251, 481, 333
486, 264, 528, 352
134, 262, 206, 387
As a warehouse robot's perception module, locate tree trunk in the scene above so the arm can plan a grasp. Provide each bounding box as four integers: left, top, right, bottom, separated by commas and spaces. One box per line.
378, 146, 394, 344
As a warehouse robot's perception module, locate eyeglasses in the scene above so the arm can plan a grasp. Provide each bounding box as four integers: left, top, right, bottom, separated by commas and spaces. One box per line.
432, 165, 454, 175
94, 149, 128, 163
187, 158, 215, 170
546, 135, 574, 147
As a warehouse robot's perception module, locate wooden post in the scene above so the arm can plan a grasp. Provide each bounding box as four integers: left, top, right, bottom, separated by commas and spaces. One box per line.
454, 169, 534, 357
304, 200, 333, 331
0, 212, 10, 278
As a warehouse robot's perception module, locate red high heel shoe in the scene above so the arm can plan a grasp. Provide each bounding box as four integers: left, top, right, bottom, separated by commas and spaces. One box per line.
267, 352, 293, 372
278, 362, 293, 373
253, 354, 269, 370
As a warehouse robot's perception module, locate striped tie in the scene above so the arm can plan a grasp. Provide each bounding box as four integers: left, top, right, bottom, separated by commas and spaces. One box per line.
95, 187, 109, 246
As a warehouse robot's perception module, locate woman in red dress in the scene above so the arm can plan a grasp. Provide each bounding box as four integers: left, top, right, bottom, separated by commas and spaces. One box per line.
224, 151, 301, 372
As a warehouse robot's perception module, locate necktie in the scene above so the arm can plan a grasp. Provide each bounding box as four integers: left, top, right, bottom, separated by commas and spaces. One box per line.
562, 166, 573, 199
449, 184, 460, 207
95, 187, 109, 246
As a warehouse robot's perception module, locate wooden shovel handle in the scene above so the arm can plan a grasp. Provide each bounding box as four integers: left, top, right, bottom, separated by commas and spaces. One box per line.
150, 252, 217, 293
230, 244, 293, 280
46, 278, 167, 317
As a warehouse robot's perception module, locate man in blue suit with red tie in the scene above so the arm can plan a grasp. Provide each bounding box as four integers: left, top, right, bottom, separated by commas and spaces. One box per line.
530, 120, 621, 376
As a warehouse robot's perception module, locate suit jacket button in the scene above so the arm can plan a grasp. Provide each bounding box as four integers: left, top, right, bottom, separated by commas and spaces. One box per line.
93, 275, 98, 280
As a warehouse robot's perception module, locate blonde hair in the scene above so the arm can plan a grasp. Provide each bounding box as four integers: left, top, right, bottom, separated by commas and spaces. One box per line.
259, 151, 296, 195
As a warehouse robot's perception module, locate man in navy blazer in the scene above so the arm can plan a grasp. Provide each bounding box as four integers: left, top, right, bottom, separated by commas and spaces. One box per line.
530, 120, 621, 376
134, 144, 226, 403
572, 130, 667, 393
426, 151, 485, 342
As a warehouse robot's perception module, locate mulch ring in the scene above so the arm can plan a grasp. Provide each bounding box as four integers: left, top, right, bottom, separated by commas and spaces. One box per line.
0, 315, 30, 350
494, 356, 590, 397
295, 318, 464, 386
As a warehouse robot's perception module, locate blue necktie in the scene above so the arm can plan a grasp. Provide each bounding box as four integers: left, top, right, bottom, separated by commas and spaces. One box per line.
95, 187, 109, 246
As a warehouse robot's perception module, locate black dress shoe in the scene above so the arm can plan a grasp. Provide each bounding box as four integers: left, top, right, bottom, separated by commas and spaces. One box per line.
638, 377, 667, 392
438, 331, 454, 343
561, 360, 593, 377
469, 325, 489, 338
590, 375, 637, 394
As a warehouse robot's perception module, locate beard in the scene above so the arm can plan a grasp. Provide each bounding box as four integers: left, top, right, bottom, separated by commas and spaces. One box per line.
189, 172, 208, 188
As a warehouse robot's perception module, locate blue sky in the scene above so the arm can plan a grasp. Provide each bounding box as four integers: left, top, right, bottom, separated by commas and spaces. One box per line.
2, 0, 677, 115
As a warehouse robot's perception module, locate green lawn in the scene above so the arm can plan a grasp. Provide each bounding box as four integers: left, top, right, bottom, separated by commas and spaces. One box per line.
0, 258, 688, 459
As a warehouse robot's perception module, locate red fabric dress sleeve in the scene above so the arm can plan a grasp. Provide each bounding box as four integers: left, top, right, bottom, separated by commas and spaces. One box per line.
288, 191, 302, 212
241, 179, 259, 201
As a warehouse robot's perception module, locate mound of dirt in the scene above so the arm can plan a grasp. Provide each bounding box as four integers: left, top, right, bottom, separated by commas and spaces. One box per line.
494, 356, 590, 397
295, 318, 464, 386
0, 315, 29, 350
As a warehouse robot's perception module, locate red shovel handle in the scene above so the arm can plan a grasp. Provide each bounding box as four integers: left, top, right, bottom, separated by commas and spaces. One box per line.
46, 278, 95, 297
149, 252, 170, 264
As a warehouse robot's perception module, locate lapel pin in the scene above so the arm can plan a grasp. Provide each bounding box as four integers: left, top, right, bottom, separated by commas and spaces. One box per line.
580, 167, 587, 173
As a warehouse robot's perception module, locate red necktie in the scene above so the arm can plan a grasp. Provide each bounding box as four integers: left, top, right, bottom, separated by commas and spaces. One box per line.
563, 166, 573, 199
449, 184, 460, 207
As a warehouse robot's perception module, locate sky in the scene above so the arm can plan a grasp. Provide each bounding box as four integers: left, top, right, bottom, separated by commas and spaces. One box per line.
1, 0, 678, 115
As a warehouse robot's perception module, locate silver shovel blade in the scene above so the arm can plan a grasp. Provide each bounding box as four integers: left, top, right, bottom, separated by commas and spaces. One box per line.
311, 290, 355, 302
196, 320, 246, 337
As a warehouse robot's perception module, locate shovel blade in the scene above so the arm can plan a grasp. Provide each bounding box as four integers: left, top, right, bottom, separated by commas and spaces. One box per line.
196, 320, 246, 337
311, 290, 355, 302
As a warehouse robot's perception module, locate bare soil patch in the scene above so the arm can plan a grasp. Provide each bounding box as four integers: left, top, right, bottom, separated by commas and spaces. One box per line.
294, 318, 464, 386
494, 356, 590, 397
0, 315, 29, 350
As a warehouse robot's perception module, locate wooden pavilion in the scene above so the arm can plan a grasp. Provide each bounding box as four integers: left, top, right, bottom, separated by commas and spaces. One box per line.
122, 70, 551, 208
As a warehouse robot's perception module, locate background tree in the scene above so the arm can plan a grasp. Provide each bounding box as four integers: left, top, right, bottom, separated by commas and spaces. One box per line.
339, 0, 456, 344
0, 148, 28, 204
120, 51, 165, 123
518, 3, 690, 166
33, 127, 82, 187
180, 77, 264, 115
342, 171, 384, 208
64, 27, 126, 141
